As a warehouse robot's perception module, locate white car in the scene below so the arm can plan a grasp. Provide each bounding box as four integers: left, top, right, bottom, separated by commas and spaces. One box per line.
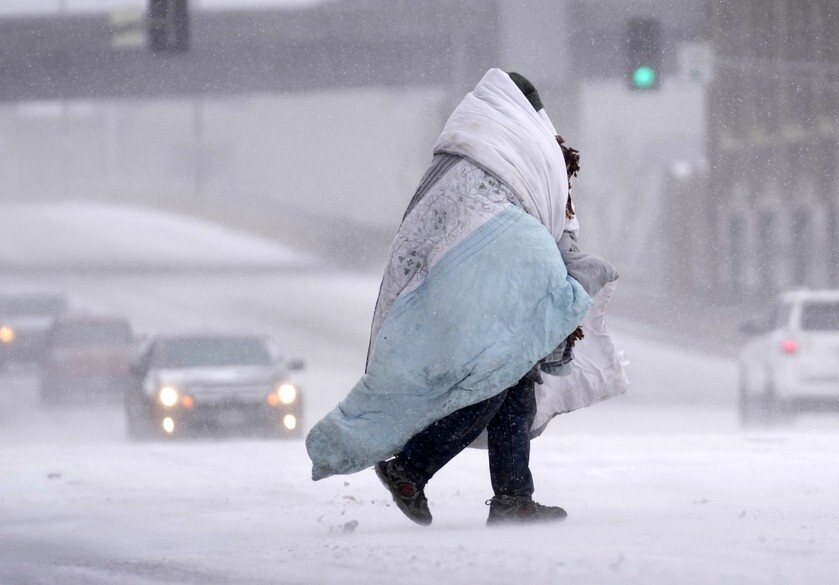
738, 289, 839, 426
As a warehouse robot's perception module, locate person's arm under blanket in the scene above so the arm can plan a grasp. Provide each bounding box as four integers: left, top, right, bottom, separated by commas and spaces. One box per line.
539, 232, 619, 376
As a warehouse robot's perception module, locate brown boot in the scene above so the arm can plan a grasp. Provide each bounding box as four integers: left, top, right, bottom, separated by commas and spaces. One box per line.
486, 495, 567, 526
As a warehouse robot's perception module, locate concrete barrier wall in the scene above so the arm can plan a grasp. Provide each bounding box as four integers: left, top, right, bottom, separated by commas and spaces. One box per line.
0, 87, 447, 235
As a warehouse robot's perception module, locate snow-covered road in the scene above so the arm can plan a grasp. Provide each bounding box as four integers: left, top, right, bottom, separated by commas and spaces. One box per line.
2, 204, 838, 584
2, 271, 838, 585
2, 392, 838, 585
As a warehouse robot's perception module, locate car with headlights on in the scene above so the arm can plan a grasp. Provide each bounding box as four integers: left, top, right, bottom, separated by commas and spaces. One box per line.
0, 292, 68, 370
738, 288, 839, 426
39, 314, 136, 406
124, 334, 304, 440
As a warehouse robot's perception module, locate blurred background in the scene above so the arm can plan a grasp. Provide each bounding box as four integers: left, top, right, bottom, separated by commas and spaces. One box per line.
3, 1, 837, 291
1, 0, 838, 440
3, 8, 839, 583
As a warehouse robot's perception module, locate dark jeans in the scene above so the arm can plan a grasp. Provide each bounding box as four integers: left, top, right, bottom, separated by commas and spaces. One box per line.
397, 376, 537, 497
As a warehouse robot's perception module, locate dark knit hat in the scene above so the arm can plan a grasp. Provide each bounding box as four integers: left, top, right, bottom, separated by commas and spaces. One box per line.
507, 71, 544, 111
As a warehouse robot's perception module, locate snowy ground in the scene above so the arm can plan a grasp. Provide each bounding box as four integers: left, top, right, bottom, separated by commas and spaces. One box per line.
3, 378, 839, 585
1, 204, 838, 584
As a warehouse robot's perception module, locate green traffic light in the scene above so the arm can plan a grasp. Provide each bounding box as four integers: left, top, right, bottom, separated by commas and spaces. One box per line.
632, 66, 657, 89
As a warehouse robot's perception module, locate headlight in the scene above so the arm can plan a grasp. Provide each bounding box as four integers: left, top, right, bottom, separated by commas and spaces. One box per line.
158, 386, 179, 407
282, 414, 297, 430
277, 383, 297, 404
0, 326, 15, 344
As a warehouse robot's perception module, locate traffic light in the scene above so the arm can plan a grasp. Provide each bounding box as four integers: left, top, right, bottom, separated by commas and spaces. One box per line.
148, 0, 189, 53
625, 17, 662, 90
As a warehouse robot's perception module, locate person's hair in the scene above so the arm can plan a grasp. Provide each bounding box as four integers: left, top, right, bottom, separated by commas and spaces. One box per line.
556, 135, 580, 219
556, 135, 580, 180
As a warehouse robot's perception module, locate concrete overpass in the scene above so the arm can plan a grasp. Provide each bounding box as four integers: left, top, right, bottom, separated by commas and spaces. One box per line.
0, 1, 500, 103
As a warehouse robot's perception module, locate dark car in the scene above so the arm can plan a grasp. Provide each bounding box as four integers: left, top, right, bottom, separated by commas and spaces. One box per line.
0, 292, 68, 369
39, 314, 136, 406
124, 334, 304, 440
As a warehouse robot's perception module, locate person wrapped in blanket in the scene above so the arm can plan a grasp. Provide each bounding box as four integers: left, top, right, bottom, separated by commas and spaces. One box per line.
305, 69, 627, 527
